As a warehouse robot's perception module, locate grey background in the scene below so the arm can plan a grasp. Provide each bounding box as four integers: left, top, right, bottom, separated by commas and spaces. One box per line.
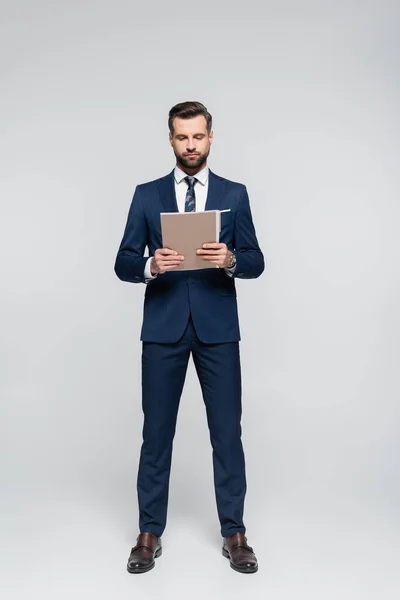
1, 1, 399, 598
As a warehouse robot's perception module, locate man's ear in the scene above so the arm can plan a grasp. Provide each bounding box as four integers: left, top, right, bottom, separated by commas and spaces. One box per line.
209, 130, 214, 144
169, 133, 173, 145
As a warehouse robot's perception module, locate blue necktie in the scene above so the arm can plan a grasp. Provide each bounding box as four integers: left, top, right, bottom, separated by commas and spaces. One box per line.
184, 176, 197, 212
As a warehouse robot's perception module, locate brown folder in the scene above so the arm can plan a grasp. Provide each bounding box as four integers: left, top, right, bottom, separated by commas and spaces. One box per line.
160, 210, 224, 271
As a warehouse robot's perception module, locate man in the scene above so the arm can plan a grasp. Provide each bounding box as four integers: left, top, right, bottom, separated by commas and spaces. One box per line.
114, 101, 264, 574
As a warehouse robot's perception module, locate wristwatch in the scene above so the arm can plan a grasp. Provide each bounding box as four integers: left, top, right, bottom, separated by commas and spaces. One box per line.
226, 251, 237, 269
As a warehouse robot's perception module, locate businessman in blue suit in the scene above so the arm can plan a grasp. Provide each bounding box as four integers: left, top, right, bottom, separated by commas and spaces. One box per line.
115, 101, 264, 574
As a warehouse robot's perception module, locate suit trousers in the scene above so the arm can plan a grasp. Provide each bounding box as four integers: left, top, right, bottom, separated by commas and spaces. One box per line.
137, 316, 247, 538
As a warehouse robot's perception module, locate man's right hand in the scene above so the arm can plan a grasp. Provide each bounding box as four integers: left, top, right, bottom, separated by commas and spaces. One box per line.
150, 248, 185, 275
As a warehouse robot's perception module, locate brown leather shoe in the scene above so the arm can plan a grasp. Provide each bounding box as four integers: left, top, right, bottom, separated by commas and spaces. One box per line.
127, 532, 162, 574
222, 533, 258, 574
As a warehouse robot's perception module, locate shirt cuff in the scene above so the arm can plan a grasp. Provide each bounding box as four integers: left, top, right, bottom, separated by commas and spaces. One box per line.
144, 257, 158, 282
224, 264, 236, 277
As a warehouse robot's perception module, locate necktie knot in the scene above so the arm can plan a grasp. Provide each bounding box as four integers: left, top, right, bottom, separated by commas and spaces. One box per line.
185, 176, 197, 188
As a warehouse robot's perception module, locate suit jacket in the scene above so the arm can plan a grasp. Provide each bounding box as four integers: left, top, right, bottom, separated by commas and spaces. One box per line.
114, 168, 264, 343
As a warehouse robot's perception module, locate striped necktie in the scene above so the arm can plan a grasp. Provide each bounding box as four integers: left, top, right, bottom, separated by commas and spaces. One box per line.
184, 176, 197, 212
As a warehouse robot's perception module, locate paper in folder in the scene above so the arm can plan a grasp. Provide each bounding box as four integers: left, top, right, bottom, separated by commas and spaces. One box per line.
160, 210, 227, 271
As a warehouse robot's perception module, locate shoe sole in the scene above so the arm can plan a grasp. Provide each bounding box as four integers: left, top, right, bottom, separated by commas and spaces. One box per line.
127, 547, 162, 574
222, 547, 258, 574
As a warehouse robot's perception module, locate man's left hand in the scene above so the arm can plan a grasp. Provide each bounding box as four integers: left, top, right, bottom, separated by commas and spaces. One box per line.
197, 243, 232, 268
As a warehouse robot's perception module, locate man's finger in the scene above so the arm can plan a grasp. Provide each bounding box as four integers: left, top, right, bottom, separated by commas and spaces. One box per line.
160, 263, 184, 268
202, 243, 224, 250
200, 258, 223, 265
158, 248, 179, 256
161, 264, 184, 272
197, 249, 225, 255
160, 256, 184, 262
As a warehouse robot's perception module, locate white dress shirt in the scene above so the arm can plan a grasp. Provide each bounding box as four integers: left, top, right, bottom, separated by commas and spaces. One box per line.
144, 165, 235, 280
174, 164, 209, 212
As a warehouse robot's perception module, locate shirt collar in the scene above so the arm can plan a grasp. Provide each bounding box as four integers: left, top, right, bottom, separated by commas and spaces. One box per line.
174, 164, 209, 186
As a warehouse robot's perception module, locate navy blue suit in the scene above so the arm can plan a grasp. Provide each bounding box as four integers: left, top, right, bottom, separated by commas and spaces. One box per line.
115, 168, 264, 537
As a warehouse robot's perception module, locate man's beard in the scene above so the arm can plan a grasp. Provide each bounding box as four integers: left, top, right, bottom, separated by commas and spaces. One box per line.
174, 146, 210, 170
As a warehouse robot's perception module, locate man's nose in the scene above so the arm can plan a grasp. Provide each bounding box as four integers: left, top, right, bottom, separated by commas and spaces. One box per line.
186, 139, 196, 150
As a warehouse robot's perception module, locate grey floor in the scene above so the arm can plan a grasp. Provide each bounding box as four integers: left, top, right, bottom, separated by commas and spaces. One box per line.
2, 472, 398, 600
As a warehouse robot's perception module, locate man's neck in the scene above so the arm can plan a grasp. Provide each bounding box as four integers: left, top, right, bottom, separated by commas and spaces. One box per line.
176, 161, 207, 176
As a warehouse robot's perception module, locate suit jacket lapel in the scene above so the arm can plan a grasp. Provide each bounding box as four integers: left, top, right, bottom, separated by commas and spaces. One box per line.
157, 170, 178, 212
205, 169, 226, 211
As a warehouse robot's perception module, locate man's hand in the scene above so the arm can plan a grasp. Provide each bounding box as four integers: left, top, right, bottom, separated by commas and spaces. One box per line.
150, 248, 184, 275
196, 243, 232, 268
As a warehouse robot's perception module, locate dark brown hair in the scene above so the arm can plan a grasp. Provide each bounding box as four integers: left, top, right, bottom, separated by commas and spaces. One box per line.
168, 101, 212, 134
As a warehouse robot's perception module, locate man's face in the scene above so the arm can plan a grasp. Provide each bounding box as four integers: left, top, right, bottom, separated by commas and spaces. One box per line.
169, 115, 213, 172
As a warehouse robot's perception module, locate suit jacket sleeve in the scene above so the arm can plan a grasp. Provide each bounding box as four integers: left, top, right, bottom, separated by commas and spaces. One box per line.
233, 186, 265, 279
114, 185, 148, 283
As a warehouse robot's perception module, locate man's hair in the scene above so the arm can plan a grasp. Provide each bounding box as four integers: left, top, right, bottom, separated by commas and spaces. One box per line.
168, 101, 212, 134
